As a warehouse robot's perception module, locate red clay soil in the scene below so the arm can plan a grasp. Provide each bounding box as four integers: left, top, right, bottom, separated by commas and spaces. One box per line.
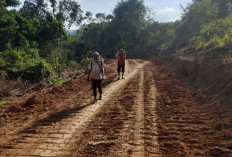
0, 59, 232, 156
153, 60, 232, 156
0, 59, 118, 147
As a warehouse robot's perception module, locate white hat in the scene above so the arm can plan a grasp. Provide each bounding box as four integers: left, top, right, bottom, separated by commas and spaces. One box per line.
93, 52, 99, 56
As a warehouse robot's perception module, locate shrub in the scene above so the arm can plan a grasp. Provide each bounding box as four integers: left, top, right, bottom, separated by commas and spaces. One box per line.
190, 36, 206, 51
220, 50, 232, 59
80, 51, 93, 66
0, 48, 47, 81
204, 35, 224, 49
223, 30, 232, 48
80, 56, 92, 66
45, 47, 69, 73
188, 15, 232, 55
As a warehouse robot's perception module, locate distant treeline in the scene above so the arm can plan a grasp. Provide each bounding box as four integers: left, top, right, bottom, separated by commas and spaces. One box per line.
1, 0, 232, 81
67, 0, 232, 59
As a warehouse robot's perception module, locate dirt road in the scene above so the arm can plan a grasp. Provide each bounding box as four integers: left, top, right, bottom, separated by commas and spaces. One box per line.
1, 59, 232, 156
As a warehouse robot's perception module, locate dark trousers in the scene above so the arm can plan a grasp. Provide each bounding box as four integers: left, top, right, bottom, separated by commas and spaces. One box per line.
118, 65, 125, 73
92, 79, 102, 98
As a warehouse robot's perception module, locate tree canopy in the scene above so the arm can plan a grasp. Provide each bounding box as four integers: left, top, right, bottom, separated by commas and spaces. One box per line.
2, 0, 232, 82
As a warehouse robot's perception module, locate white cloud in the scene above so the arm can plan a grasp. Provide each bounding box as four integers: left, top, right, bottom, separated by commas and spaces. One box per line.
148, 7, 180, 22
155, 7, 175, 15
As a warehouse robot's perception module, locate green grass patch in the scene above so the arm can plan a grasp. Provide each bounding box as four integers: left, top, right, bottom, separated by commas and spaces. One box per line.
73, 72, 85, 79
44, 72, 85, 87
0, 101, 7, 106
45, 78, 65, 87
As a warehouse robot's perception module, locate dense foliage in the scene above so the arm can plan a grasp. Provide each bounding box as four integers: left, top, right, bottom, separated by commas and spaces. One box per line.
0, 0, 83, 81
66, 0, 232, 59
172, 0, 232, 58
1, 0, 232, 82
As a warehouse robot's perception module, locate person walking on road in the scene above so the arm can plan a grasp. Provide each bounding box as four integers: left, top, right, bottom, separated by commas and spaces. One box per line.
88, 52, 106, 103
116, 49, 126, 79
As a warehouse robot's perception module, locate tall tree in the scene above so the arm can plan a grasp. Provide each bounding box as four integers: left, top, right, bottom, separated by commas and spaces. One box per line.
20, 0, 85, 29
211, 0, 232, 18
5, 0, 20, 7
110, 0, 146, 51
171, 0, 217, 49
56, 0, 83, 29
20, 0, 47, 19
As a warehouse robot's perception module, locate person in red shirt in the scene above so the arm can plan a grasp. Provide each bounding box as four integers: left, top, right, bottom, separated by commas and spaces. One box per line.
116, 49, 126, 79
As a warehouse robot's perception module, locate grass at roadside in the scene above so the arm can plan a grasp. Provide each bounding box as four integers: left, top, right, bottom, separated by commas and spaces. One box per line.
0, 101, 7, 106
44, 72, 85, 87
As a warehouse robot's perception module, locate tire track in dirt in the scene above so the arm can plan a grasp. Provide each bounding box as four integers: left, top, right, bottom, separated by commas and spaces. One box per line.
143, 67, 160, 157
73, 62, 160, 157
153, 62, 232, 156
0, 59, 117, 148
73, 65, 145, 156
0, 76, 91, 149
130, 69, 145, 156
0, 60, 149, 157
2, 59, 232, 156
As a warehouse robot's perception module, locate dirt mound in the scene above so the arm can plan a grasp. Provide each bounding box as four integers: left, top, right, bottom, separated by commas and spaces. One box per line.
153, 61, 232, 156
0, 60, 119, 148
154, 56, 232, 108
0, 59, 144, 156
20, 75, 88, 106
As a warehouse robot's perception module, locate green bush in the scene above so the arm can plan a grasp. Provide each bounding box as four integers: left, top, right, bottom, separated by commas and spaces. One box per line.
190, 36, 206, 51
45, 77, 64, 87
80, 56, 92, 66
220, 50, 232, 59
80, 51, 93, 66
204, 35, 224, 49
223, 30, 232, 48
45, 47, 69, 72
0, 48, 47, 81
188, 15, 232, 55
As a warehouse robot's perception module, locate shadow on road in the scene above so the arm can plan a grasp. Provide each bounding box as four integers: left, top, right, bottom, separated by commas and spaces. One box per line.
102, 78, 119, 87
19, 76, 118, 134
19, 102, 94, 134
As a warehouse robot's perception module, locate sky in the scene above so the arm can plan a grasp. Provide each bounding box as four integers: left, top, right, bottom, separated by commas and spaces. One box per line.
15, 0, 193, 27
78, 0, 192, 22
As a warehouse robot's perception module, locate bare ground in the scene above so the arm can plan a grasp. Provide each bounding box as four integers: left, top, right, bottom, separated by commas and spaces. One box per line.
0, 59, 232, 156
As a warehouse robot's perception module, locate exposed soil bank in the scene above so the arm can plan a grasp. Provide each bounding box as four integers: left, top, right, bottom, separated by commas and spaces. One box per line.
154, 56, 232, 107
153, 58, 232, 156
